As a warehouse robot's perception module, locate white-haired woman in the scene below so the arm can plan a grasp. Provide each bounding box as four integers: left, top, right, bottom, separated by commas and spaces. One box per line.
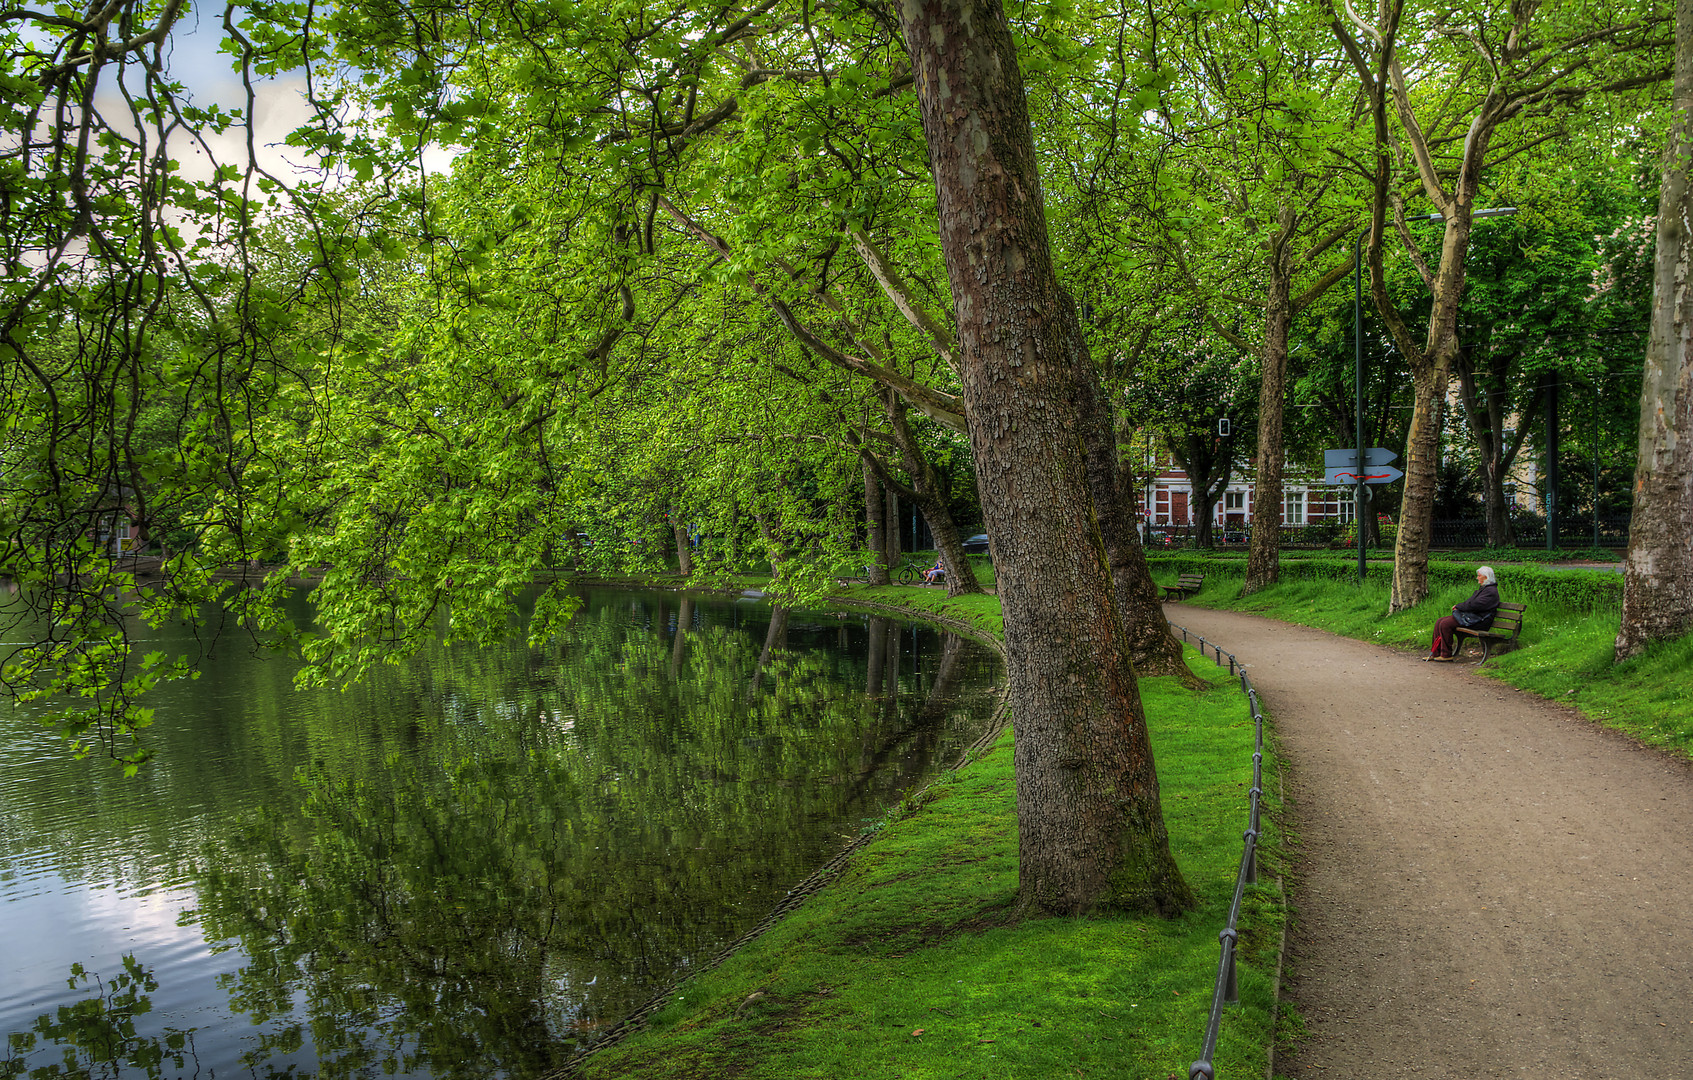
1425, 566, 1501, 661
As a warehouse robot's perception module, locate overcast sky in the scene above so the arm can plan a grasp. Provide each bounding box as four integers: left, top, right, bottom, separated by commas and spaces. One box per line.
145, 2, 454, 190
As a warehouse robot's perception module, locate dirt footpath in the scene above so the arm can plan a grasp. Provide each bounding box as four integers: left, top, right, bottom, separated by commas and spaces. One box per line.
1165, 607, 1693, 1079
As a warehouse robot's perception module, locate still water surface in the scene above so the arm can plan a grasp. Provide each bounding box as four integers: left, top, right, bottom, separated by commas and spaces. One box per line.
0, 588, 1002, 1079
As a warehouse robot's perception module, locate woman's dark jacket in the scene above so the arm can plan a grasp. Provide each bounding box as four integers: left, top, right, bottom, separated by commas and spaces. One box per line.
1454, 583, 1501, 629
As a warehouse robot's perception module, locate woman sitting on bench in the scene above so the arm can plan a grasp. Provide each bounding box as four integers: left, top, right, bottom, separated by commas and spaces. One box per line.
1425, 566, 1500, 662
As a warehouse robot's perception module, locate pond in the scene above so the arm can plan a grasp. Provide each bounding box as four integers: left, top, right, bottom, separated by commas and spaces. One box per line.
0, 588, 1003, 1079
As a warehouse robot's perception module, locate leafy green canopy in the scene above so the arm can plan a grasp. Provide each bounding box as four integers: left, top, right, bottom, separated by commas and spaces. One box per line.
0, 0, 1670, 763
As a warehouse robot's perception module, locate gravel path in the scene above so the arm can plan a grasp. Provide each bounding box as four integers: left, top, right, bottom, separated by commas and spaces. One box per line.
1164, 606, 1693, 1079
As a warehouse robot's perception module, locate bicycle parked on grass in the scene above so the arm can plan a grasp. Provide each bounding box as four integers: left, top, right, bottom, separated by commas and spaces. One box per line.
847, 559, 926, 585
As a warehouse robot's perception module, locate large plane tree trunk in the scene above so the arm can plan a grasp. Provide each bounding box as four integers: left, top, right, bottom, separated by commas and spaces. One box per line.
1616, 6, 1693, 661
898, 0, 1193, 917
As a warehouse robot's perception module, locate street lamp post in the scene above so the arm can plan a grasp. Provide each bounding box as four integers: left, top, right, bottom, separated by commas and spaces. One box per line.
1351, 207, 1518, 584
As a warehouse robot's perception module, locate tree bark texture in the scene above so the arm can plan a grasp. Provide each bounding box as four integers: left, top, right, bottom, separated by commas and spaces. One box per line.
1390, 363, 1444, 610
1245, 231, 1294, 594
1617, 2, 1693, 661
1383, 214, 1474, 614
897, 0, 1193, 916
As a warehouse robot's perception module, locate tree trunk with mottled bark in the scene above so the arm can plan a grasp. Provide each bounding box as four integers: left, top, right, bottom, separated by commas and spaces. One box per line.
1390, 362, 1448, 610
1617, 5, 1693, 660
1245, 232, 1294, 594
897, 0, 1193, 917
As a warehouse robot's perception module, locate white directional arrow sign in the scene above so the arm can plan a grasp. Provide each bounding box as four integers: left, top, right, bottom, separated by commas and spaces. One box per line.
1324, 447, 1398, 469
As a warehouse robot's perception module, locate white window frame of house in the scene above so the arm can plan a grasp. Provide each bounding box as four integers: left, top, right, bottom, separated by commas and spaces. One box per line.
1336, 491, 1356, 523
1225, 491, 1245, 512
1283, 489, 1305, 527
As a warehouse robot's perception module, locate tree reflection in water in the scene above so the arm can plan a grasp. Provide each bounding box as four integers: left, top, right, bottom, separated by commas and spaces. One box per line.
1, 957, 216, 1080
166, 594, 997, 1080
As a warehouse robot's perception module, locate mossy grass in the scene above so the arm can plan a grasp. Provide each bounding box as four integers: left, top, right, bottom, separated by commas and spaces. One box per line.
1150, 556, 1693, 762
573, 588, 1284, 1080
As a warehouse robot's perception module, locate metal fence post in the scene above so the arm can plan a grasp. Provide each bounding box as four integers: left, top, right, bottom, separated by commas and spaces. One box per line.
1220, 928, 1239, 1004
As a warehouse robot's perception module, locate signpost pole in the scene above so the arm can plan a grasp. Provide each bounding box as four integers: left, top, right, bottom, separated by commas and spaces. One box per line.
1354, 228, 1367, 585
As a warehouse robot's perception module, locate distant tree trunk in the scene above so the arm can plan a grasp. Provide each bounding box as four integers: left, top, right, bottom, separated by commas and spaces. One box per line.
1337, 5, 1494, 612
671, 508, 693, 576
877, 390, 983, 595
899, 0, 1193, 916
1169, 430, 1235, 549
1455, 345, 1542, 549
1245, 228, 1294, 594
862, 462, 892, 585
1087, 383, 1191, 681
884, 487, 902, 568
755, 514, 784, 581
1616, 10, 1693, 660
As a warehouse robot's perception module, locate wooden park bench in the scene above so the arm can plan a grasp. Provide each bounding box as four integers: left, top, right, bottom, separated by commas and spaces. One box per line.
1160, 573, 1205, 602
1453, 601, 1528, 666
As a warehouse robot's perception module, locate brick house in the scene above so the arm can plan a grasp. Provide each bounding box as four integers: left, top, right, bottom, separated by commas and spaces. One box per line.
1141, 452, 1359, 531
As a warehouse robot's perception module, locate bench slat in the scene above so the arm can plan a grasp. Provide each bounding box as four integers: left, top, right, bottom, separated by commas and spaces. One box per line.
1160, 574, 1205, 601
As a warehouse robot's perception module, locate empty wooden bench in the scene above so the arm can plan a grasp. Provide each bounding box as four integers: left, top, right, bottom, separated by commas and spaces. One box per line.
1454, 601, 1527, 665
1160, 573, 1205, 602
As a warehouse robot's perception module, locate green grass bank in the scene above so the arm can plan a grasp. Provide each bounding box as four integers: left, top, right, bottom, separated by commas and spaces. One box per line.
565, 584, 1286, 1080
1147, 552, 1693, 763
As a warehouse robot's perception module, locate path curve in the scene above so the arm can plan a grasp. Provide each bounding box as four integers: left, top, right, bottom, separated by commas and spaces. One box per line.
1166, 607, 1693, 1079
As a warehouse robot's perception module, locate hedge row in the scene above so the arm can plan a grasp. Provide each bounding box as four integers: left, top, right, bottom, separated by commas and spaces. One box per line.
1146, 554, 1624, 613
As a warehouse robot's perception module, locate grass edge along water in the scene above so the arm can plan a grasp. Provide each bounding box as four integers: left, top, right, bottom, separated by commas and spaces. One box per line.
569, 587, 1285, 1080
